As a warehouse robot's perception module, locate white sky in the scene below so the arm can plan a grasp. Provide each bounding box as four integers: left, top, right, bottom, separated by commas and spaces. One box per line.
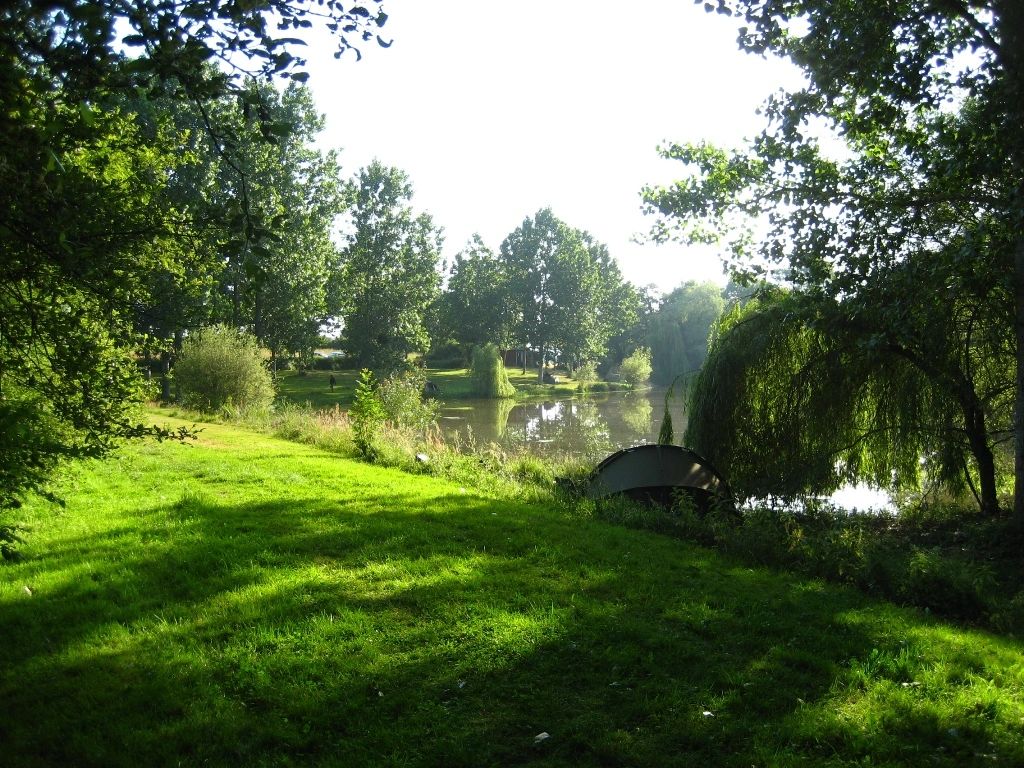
302, 0, 804, 294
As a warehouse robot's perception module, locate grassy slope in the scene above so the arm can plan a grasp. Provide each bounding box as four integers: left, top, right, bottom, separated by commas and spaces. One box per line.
2, 419, 1023, 767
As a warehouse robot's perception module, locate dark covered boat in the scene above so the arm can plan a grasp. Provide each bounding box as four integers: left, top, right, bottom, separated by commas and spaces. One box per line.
586, 444, 731, 510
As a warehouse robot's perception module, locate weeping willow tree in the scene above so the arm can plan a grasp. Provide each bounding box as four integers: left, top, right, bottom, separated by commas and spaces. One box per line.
470, 343, 516, 399
686, 288, 1011, 512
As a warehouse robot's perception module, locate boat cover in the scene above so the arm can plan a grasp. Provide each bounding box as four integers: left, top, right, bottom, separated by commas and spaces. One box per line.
586, 444, 730, 507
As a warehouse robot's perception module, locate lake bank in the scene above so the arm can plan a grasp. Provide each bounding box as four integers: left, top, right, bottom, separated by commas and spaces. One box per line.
278, 370, 892, 510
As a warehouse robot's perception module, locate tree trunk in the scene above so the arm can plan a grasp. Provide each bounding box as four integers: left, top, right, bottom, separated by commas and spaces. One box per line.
160, 350, 171, 402
998, 0, 1024, 522
161, 329, 184, 403
962, 396, 1000, 516
253, 287, 264, 345
232, 280, 241, 330
1015, 236, 1024, 521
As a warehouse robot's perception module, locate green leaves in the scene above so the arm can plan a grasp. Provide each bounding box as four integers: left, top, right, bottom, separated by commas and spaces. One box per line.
498, 209, 620, 374
350, 368, 386, 458
0, 0, 397, 524
646, 4, 1016, 512
339, 161, 442, 372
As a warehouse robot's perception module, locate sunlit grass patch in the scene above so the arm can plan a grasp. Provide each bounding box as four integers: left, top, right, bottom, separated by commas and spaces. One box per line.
2, 419, 1023, 767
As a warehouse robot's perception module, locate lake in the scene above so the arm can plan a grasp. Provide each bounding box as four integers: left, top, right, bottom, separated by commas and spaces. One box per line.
437, 388, 893, 511
437, 388, 686, 461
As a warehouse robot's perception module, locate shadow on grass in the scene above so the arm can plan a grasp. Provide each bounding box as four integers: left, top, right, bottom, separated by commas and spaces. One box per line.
2, 487, 1023, 767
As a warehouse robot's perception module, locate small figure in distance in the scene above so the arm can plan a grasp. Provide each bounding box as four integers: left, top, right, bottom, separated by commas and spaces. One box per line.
329, 374, 336, 392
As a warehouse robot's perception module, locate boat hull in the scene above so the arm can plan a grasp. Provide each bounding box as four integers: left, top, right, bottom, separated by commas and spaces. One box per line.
586, 444, 731, 510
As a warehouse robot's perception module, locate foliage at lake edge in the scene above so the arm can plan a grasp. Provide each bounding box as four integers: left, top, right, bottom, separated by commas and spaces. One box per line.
274, 367, 620, 410
3, 418, 1024, 767
601, 497, 1024, 635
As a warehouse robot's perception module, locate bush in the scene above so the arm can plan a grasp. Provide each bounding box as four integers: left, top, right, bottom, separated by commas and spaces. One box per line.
619, 347, 653, 387
470, 343, 516, 398
173, 326, 274, 414
350, 368, 385, 458
426, 341, 465, 368
574, 361, 599, 391
900, 547, 993, 620
349, 368, 439, 458
377, 369, 439, 432
311, 355, 341, 371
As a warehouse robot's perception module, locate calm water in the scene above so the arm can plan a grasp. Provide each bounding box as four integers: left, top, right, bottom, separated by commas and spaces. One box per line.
437, 388, 686, 461
437, 389, 892, 510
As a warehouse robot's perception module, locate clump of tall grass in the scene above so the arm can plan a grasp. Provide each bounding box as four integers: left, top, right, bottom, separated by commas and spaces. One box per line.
269, 402, 356, 455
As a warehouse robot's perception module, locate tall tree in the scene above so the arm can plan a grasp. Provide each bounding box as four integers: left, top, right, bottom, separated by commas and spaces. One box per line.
545, 232, 606, 372
646, 282, 724, 385
338, 161, 442, 372
645, 1, 1020, 516
603, 283, 658, 375
128, 80, 229, 401
0, 2, 388, 517
435, 235, 514, 353
499, 209, 613, 380
562, 240, 642, 373
1, 100, 193, 512
501, 209, 565, 376
686, 285, 1010, 508
209, 83, 347, 363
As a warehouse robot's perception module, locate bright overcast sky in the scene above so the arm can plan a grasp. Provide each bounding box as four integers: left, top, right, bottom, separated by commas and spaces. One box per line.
302, 0, 804, 294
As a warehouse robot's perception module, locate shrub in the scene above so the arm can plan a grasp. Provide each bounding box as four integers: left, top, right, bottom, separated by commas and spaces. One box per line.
311, 355, 340, 371
173, 325, 274, 414
350, 369, 385, 458
377, 369, 439, 432
349, 368, 439, 459
619, 347, 653, 387
900, 547, 993, 620
470, 343, 516, 398
574, 361, 599, 391
426, 341, 465, 368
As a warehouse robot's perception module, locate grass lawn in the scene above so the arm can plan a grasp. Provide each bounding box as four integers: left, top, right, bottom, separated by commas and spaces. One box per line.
2, 417, 1023, 766
275, 369, 357, 409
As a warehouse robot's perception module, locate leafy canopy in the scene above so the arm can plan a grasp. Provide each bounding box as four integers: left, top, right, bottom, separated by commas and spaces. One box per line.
644, 0, 1020, 513
0, 0, 389, 518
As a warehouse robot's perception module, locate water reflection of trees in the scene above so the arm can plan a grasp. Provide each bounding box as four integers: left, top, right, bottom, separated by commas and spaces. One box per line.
490, 397, 516, 439
619, 393, 653, 435
439, 391, 686, 459
501, 399, 612, 459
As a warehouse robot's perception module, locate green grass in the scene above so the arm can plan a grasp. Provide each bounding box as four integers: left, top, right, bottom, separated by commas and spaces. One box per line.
3, 418, 1024, 766
275, 369, 358, 409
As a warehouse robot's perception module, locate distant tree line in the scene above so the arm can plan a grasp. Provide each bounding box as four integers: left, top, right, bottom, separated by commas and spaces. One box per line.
430, 210, 724, 385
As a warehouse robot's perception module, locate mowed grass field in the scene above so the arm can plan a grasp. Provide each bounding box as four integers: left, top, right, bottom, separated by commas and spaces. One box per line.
2, 417, 1023, 767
